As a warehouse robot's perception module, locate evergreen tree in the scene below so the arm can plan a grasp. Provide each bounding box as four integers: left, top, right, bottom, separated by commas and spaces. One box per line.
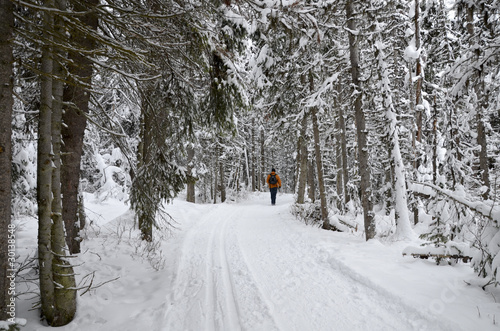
346, 0, 375, 240
371, 2, 413, 239
61, 0, 99, 254
36, 1, 77, 324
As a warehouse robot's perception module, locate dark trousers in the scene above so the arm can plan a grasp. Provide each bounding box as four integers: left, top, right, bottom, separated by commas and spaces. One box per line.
270, 187, 278, 205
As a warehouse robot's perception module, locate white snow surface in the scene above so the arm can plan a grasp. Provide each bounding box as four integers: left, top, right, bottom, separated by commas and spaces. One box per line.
15, 193, 500, 331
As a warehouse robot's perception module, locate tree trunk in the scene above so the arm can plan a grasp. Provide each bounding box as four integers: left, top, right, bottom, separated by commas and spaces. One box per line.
448, 106, 461, 189
36, 3, 77, 325
339, 108, 350, 209
219, 145, 226, 203
244, 148, 250, 188
335, 79, 350, 209
307, 158, 315, 202
311, 106, 330, 230
296, 115, 308, 204
251, 119, 256, 191
385, 157, 393, 215
414, 0, 423, 143
432, 97, 438, 185
387, 110, 413, 240
38, 3, 57, 322
214, 145, 218, 204
236, 163, 240, 192
0, 0, 14, 321
466, 6, 490, 200
210, 168, 214, 202
309, 70, 330, 230
51, 45, 77, 324
138, 93, 153, 242
346, 0, 375, 240
260, 129, 265, 190
294, 133, 301, 194
413, 0, 423, 225
476, 112, 490, 199
335, 117, 343, 210
61, 0, 98, 254
186, 146, 196, 203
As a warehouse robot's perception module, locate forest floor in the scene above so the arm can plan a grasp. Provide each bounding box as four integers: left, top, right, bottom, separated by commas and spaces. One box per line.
15, 192, 500, 330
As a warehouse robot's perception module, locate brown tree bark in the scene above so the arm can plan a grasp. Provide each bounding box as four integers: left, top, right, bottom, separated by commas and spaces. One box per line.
251, 118, 256, 191
335, 117, 343, 210
346, 0, 375, 240
260, 129, 265, 190
336, 82, 350, 210
294, 134, 301, 194
339, 101, 350, 207
51, 49, 77, 324
0, 0, 14, 321
38, 4, 56, 322
307, 158, 315, 202
432, 97, 438, 185
311, 106, 330, 230
309, 71, 330, 230
413, 0, 423, 225
414, 0, 423, 143
138, 90, 154, 241
61, 0, 98, 254
214, 144, 219, 204
186, 146, 196, 203
466, 5, 490, 200
296, 115, 308, 204
38, 2, 77, 324
219, 141, 226, 202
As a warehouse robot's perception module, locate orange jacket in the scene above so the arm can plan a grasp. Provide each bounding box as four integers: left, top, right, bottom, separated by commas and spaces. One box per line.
266, 172, 282, 189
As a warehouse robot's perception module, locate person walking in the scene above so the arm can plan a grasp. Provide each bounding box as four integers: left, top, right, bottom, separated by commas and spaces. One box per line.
266, 168, 282, 205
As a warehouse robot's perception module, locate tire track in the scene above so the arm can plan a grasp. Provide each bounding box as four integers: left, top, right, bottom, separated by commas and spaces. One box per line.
163, 204, 244, 331
163, 205, 221, 331
212, 213, 241, 330
160, 194, 475, 331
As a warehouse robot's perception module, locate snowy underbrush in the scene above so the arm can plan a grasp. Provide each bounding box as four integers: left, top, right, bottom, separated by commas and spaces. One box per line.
14, 195, 177, 330
0, 320, 22, 331
83, 208, 169, 272
402, 241, 472, 265
290, 201, 322, 226
289, 199, 499, 299
409, 182, 500, 287
223, 187, 253, 203
290, 200, 380, 235
180, 186, 254, 204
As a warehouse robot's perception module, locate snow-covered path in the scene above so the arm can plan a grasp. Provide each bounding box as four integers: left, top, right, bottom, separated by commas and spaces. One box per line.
20, 192, 499, 331
161, 194, 447, 331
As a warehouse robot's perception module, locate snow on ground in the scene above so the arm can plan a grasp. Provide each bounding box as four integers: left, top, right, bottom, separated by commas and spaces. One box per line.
14, 192, 500, 330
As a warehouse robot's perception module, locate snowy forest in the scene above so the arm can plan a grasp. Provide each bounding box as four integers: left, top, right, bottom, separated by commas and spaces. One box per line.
1, 0, 500, 329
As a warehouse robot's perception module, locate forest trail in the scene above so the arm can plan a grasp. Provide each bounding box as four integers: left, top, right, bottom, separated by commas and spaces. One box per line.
160, 193, 450, 331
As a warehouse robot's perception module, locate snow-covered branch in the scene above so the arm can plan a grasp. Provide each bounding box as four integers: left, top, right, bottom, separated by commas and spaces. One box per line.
409, 181, 500, 223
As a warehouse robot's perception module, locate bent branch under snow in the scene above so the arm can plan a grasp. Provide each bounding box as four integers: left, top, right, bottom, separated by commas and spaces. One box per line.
408, 181, 500, 224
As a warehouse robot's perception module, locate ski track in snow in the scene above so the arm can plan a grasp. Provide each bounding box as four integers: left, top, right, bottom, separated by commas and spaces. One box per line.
161, 194, 455, 331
